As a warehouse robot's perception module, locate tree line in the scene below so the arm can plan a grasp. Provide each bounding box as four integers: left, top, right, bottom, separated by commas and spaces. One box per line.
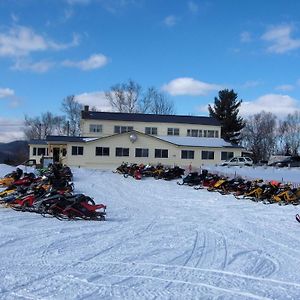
24, 79, 300, 162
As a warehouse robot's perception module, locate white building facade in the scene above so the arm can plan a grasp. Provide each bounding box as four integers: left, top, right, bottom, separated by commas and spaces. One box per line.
28, 106, 244, 169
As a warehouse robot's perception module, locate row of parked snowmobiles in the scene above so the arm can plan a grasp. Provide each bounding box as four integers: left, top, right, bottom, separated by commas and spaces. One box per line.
177, 170, 300, 206
115, 162, 300, 208
115, 162, 185, 180
0, 164, 106, 221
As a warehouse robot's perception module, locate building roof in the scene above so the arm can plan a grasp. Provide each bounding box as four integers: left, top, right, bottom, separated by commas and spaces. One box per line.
28, 132, 242, 149
81, 110, 221, 126
156, 135, 241, 148
28, 136, 95, 144
28, 139, 47, 145
81, 131, 241, 149
46, 135, 89, 143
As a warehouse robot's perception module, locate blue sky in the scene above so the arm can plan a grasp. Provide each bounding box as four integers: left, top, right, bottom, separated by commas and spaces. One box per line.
1, 0, 300, 141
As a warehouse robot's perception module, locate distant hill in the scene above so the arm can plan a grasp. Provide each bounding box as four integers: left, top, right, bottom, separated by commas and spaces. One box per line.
0, 140, 29, 165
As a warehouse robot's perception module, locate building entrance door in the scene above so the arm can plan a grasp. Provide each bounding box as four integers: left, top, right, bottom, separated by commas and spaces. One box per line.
53, 148, 60, 163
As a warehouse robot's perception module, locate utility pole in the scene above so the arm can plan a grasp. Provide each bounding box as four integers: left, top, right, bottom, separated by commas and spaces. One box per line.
67, 121, 70, 136
39, 123, 42, 139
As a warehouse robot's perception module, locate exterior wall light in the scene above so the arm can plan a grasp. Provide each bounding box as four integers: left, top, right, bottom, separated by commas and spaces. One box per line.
129, 133, 138, 143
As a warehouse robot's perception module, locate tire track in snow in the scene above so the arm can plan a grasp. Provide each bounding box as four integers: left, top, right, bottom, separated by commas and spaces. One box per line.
156, 230, 201, 298
73, 218, 157, 265
227, 249, 279, 278
65, 260, 300, 299
104, 273, 274, 300
152, 230, 229, 299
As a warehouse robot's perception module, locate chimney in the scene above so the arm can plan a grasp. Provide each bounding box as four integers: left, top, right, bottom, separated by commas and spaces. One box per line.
84, 105, 89, 112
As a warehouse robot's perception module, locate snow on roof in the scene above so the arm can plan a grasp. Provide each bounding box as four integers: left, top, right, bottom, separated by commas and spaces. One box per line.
156, 136, 238, 148
82, 137, 99, 142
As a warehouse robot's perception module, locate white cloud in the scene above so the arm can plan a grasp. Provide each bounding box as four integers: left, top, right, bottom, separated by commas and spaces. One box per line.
197, 93, 300, 118
62, 53, 109, 70
11, 59, 54, 73
188, 1, 198, 13
240, 31, 252, 43
261, 25, 300, 54
0, 87, 21, 108
163, 15, 178, 27
241, 80, 261, 88
240, 94, 300, 117
0, 88, 15, 98
0, 26, 79, 57
162, 77, 222, 96
275, 84, 294, 92
0, 117, 24, 142
75, 91, 113, 111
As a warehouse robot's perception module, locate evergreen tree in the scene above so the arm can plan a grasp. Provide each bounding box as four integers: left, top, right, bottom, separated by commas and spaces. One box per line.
208, 89, 245, 144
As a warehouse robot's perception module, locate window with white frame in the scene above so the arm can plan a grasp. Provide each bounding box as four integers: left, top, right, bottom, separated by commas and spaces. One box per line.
145, 127, 157, 135
32, 147, 47, 156
202, 151, 214, 160
116, 147, 129, 157
89, 124, 102, 133
181, 150, 194, 159
221, 151, 233, 160
167, 128, 180, 136
187, 129, 202, 137
207, 130, 215, 138
95, 147, 110, 156
135, 148, 149, 157
114, 126, 134, 134
72, 146, 84, 155
155, 149, 168, 158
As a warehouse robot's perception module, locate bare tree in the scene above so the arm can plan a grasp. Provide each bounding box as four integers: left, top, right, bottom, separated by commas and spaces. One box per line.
277, 111, 300, 156
61, 95, 82, 136
241, 111, 277, 162
24, 112, 67, 140
140, 87, 175, 114
105, 80, 141, 113
24, 115, 42, 140
106, 81, 175, 114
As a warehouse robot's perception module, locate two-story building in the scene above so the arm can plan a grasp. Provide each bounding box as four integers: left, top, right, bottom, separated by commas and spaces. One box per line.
28, 106, 244, 169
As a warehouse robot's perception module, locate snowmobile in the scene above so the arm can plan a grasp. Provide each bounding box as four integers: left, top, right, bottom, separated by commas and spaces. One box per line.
43, 194, 106, 221
0, 168, 23, 187
163, 166, 185, 180
54, 197, 106, 221
271, 185, 300, 205
177, 172, 202, 186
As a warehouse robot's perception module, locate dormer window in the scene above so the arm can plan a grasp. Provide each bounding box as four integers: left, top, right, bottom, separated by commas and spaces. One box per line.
187, 129, 202, 137
89, 124, 102, 133
167, 128, 179, 136
114, 126, 134, 134
145, 127, 157, 135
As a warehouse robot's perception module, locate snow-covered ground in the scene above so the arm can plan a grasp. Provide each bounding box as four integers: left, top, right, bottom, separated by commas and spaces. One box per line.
1, 164, 300, 299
